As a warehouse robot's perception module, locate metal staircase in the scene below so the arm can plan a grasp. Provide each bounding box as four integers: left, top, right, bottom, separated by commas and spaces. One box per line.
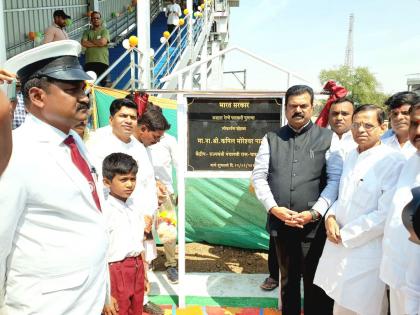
91, 0, 234, 94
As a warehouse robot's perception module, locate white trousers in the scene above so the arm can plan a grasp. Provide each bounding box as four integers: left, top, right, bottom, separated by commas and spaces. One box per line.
389, 288, 406, 315
333, 301, 387, 315
333, 303, 359, 315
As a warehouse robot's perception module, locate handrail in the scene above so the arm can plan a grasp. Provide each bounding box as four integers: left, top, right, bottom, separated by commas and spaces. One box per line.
154, 13, 191, 58
111, 65, 132, 89
160, 45, 313, 85
93, 48, 132, 85
150, 1, 216, 89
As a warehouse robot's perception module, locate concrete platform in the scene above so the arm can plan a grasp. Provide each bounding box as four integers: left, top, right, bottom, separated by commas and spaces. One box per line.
149, 272, 280, 309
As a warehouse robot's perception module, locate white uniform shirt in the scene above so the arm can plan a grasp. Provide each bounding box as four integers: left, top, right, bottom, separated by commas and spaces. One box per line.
166, 3, 182, 25
380, 152, 420, 290
0, 114, 109, 314
86, 126, 158, 216
104, 195, 145, 263
314, 144, 405, 315
252, 132, 343, 216
149, 133, 178, 194
382, 134, 416, 159
328, 130, 357, 159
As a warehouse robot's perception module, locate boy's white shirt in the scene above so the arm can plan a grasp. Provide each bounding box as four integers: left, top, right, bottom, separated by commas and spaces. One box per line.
103, 195, 145, 263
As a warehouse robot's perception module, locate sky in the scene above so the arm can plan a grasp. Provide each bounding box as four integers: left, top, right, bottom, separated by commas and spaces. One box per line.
222, 0, 420, 94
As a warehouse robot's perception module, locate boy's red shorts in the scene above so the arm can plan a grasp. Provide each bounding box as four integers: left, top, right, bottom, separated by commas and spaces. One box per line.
109, 255, 145, 315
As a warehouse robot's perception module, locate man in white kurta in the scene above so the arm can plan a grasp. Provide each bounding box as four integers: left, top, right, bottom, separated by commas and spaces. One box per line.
328, 98, 357, 158
314, 105, 405, 315
132, 106, 171, 314
0, 41, 109, 314
149, 132, 179, 283
380, 150, 420, 314
382, 91, 418, 160
402, 104, 420, 314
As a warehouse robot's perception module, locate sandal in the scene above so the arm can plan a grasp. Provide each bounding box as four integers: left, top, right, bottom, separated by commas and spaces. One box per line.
260, 277, 279, 291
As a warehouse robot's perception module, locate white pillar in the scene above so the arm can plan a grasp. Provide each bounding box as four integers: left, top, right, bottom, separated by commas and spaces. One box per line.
137, 0, 151, 88
0, 0, 7, 66
176, 77, 187, 308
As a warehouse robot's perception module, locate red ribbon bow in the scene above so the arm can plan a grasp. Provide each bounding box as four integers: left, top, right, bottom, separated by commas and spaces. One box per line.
315, 80, 348, 127
133, 91, 149, 118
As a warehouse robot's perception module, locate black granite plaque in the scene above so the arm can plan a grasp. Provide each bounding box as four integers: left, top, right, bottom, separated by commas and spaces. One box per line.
188, 97, 282, 171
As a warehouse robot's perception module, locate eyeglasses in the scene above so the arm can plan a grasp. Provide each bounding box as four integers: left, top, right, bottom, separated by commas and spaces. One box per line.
351, 122, 379, 131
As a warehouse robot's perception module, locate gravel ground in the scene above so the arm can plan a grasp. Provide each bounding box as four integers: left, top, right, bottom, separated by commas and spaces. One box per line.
153, 242, 269, 274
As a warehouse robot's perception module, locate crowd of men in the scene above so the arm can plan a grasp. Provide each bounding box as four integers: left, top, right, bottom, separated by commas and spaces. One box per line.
0, 38, 419, 315
253, 86, 420, 315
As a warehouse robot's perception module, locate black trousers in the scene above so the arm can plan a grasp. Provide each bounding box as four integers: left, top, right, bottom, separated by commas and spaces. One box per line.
268, 235, 279, 280
84, 62, 109, 86
273, 228, 333, 315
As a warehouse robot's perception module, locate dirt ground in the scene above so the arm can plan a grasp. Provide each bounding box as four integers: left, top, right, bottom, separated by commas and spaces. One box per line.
154, 242, 269, 274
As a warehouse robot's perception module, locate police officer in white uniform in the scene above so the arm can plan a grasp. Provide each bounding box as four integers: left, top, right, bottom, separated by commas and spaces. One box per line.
0, 40, 109, 315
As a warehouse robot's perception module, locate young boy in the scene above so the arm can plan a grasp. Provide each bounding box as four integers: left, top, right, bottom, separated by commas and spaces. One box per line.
102, 152, 148, 315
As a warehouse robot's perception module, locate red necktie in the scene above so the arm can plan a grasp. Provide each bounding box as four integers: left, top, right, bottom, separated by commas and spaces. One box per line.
64, 135, 101, 211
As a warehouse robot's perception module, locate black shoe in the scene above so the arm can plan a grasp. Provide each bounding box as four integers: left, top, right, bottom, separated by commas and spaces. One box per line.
143, 301, 163, 315
166, 266, 178, 284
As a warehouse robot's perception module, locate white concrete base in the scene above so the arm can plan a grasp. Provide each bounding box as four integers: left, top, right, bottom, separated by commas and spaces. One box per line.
149, 272, 278, 299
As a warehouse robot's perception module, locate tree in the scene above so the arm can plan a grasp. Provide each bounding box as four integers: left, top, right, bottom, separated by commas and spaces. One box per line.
319, 66, 388, 108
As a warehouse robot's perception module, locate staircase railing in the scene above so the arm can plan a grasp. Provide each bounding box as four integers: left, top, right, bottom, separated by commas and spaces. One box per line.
92, 46, 143, 91
151, 14, 192, 89
151, 2, 213, 89
90, 2, 214, 91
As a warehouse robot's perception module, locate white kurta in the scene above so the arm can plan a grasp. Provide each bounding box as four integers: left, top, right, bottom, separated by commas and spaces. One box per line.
328, 130, 357, 159
382, 134, 416, 159
0, 115, 109, 315
314, 144, 405, 315
403, 243, 420, 315
149, 133, 178, 194
380, 152, 420, 290
86, 127, 158, 216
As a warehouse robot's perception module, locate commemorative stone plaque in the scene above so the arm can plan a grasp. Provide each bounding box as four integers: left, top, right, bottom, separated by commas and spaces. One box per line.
188, 97, 282, 171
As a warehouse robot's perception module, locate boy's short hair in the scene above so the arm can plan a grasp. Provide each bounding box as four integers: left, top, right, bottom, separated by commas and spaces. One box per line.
102, 152, 138, 181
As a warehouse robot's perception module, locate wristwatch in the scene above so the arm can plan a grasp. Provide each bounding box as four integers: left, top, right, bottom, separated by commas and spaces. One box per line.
309, 209, 320, 222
